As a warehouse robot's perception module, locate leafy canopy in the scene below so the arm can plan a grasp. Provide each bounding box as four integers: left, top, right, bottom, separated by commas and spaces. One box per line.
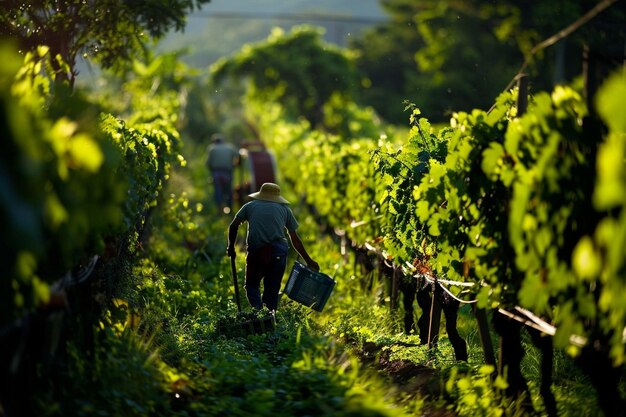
211, 25, 359, 129
351, 0, 625, 123
0, 0, 211, 82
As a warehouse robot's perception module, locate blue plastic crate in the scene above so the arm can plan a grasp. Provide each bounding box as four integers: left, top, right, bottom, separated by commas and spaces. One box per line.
284, 261, 336, 311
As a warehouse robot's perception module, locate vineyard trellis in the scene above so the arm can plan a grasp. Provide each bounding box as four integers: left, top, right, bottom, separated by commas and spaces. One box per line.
248, 34, 626, 414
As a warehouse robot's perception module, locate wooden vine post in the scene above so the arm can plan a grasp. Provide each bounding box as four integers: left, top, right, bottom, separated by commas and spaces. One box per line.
390, 266, 400, 310
516, 73, 529, 115
427, 281, 442, 347
473, 306, 496, 366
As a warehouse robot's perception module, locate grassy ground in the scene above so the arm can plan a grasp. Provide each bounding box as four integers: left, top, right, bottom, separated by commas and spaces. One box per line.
29, 150, 610, 417
146, 150, 606, 417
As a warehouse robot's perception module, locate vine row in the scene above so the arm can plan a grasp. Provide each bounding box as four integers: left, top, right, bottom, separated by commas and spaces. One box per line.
247, 70, 626, 412
1, 44, 183, 325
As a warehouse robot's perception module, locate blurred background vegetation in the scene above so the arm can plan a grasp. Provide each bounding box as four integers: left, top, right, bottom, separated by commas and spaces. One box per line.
149, 0, 624, 125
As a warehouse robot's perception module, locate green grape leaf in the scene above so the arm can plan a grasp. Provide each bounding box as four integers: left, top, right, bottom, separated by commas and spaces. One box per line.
593, 136, 626, 209
415, 200, 430, 222
518, 273, 549, 312
572, 236, 601, 280
428, 217, 441, 236
481, 142, 504, 179
596, 73, 626, 132
476, 286, 491, 309
69, 133, 105, 172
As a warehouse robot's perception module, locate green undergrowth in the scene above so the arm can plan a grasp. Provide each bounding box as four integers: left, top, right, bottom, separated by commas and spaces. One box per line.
38, 162, 428, 416
41, 157, 604, 417
111, 251, 423, 417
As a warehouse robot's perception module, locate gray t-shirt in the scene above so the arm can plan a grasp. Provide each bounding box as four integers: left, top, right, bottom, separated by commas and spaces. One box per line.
235, 200, 299, 250
207, 142, 238, 171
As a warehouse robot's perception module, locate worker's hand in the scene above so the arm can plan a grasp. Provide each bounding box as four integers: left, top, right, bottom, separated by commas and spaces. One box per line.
227, 245, 236, 258
307, 259, 320, 272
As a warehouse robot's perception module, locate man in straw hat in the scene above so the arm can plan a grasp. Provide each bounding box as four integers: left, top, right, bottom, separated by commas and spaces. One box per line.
227, 182, 319, 311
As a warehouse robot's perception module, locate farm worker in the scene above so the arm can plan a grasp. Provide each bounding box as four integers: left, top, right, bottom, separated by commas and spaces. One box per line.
206, 133, 239, 213
227, 182, 319, 311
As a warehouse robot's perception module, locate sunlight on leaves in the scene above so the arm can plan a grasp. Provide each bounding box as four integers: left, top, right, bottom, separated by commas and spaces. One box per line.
572, 236, 601, 280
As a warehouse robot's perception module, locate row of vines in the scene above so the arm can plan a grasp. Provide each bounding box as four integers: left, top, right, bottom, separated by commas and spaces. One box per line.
244, 69, 626, 415
0, 42, 186, 414
1, 43, 184, 321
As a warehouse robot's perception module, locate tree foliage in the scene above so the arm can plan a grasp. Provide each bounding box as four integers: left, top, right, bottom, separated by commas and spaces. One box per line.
351, 0, 625, 123
0, 0, 211, 83
349, 0, 425, 125
211, 25, 359, 129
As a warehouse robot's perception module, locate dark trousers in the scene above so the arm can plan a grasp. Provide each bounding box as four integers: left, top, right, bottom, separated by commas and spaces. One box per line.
245, 242, 288, 311
212, 169, 233, 209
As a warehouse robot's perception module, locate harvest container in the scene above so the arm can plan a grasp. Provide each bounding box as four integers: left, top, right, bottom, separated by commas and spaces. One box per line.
217, 312, 275, 338
283, 261, 336, 312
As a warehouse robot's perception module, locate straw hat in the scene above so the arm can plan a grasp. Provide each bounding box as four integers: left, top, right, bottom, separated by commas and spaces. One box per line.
248, 183, 290, 204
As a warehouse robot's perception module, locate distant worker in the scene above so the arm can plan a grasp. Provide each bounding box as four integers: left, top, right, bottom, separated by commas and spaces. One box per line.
227, 182, 319, 311
206, 133, 239, 213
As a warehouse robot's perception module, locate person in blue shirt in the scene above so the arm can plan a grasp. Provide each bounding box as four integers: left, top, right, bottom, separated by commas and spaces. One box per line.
206, 133, 239, 213
227, 182, 319, 311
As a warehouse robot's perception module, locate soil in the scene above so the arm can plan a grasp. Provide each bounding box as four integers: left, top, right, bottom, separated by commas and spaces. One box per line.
359, 341, 458, 417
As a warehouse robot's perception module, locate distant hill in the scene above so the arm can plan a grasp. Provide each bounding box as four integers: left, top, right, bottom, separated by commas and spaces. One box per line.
156, 0, 387, 69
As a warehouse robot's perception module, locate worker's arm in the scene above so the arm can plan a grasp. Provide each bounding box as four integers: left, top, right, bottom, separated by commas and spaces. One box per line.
227, 217, 243, 258
288, 230, 320, 271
